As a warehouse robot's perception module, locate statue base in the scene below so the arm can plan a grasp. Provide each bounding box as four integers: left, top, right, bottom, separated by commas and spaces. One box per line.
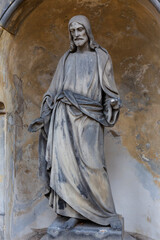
41, 216, 126, 240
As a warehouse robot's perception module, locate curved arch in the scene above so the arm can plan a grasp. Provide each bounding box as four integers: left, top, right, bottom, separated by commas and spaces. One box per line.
0, 0, 159, 34
0, 101, 5, 110
0, 0, 44, 34
150, 0, 160, 11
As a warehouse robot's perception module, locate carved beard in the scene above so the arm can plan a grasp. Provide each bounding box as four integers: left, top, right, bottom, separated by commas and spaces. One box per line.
68, 15, 99, 51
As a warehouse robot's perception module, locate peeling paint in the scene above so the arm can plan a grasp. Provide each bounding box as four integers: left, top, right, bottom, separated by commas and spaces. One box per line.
135, 161, 160, 200
142, 154, 151, 162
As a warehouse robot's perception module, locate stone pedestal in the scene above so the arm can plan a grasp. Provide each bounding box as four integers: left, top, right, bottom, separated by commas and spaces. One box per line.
41, 217, 124, 240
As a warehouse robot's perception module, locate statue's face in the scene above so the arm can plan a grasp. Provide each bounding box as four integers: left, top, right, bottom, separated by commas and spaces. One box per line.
69, 22, 88, 47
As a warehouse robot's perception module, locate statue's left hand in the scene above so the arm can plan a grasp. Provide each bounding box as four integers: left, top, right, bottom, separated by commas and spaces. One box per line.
110, 98, 122, 109
28, 117, 44, 132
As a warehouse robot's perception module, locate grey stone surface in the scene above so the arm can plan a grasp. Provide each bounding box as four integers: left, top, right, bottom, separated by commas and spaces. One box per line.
26, 221, 154, 240
0, 114, 5, 239
128, 232, 154, 240
124, 233, 135, 240
149, 0, 160, 12
26, 229, 156, 240
0, 0, 14, 18
44, 217, 123, 240
42, 234, 121, 240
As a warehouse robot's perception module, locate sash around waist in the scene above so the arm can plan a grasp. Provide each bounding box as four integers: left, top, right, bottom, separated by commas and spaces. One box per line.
51, 90, 111, 127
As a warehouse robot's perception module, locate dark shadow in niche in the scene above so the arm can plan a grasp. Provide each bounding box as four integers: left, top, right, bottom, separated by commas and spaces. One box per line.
0, 102, 5, 110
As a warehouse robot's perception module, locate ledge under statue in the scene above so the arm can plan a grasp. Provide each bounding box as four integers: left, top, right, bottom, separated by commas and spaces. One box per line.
29, 15, 124, 239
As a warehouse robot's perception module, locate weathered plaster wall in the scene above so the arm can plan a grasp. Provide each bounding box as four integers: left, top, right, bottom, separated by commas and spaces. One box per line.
0, 114, 5, 239
0, 0, 160, 239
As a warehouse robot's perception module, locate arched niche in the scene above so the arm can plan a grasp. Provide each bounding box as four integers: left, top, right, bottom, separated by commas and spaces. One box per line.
0, 0, 159, 34
0, 101, 5, 111
0, 1, 160, 239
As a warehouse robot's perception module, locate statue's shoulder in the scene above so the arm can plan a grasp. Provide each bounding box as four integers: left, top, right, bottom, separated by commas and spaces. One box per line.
95, 47, 110, 68
95, 47, 109, 62
98, 46, 108, 54
59, 50, 70, 63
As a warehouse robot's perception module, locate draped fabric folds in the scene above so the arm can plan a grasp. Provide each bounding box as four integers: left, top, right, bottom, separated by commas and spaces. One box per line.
29, 47, 121, 226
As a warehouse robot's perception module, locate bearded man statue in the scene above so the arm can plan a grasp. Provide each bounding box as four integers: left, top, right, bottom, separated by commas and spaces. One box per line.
29, 15, 122, 232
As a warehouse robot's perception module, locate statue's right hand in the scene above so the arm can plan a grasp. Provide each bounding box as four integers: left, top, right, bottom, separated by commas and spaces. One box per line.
28, 117, 44, 132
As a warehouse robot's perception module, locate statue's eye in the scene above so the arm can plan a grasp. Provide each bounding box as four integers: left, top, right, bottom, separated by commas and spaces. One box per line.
78, 28, 83, 31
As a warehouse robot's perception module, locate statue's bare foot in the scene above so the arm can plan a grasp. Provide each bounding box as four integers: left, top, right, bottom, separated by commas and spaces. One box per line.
110, 218, 123, 231
62, 217, 80, 230
47, 217, 80, 237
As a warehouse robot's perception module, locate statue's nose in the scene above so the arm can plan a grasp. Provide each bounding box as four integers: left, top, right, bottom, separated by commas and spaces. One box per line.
75, 30, 79, 37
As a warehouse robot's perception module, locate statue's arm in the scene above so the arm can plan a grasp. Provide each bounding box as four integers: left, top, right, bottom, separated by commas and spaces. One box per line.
103, 93, 121, 126
102, 54, 122, 126
28, 94, 53, 138
28, 117, 44, 132
28, 51, 69, 134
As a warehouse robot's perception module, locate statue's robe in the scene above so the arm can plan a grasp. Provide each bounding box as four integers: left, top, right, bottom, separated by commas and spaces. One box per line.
30, 47, 120, 226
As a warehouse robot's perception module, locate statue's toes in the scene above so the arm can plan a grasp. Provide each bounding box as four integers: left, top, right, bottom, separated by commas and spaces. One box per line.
62, 222, 70, 230
63, 218, 79, 230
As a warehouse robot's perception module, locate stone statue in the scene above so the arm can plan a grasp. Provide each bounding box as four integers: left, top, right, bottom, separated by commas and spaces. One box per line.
29, 15, 122, 233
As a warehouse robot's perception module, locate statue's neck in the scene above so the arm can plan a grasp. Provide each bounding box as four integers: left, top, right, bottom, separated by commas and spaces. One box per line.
76, 42, 91, 53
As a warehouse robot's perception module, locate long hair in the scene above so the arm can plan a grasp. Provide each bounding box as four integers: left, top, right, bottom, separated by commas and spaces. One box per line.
68, 15, 99, 52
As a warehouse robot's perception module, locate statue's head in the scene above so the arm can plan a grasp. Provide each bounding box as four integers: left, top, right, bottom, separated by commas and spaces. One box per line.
68, 15, 99, 52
